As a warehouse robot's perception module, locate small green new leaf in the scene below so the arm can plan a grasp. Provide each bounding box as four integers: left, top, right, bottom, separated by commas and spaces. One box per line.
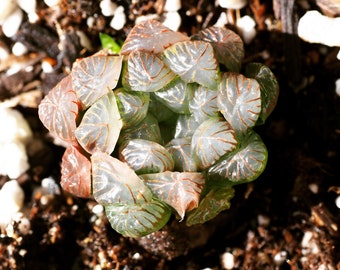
99, 33, 122, 54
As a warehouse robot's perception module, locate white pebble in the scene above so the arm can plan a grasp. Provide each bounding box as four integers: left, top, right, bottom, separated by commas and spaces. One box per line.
0, 107, 32, 144
337, 49, 340, 60
237, 15, 256, 44
257, 214, 270, 226
335, 79, 340, 97
92, 204, 104, 216
41, 59, 54, 73
100, 0, 117, 17
214, 12, 228, 27
335, 195, 340, 209
109, 6, 126, 31
298, 11, 340, 47
0, 141, 30, 178
0, 42, 10, 60
17, 0, 36, 15
0, 180, 25, 227
164, 0, 181, 12
76, 30, 93, 51
273, 250, 287, 265
218, 0, 247, 9
0, 0, 17, 23
44, 0, 60, 7
308, 183, 318, 194
12, 42, 28, 56
87, 16, 95, 28
41, 177, 61, 194
162, 11, 181, 31
221, 252, 235, 270
2, 7, 23, 37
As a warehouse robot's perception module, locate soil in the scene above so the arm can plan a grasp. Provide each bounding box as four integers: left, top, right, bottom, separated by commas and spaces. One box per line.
0, 1, 340, 269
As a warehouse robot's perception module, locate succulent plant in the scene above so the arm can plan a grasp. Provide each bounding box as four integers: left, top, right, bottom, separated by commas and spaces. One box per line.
38, 20, 279, 238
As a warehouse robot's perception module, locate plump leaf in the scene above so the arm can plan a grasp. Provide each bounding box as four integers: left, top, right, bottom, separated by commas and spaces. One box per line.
118, 113, 162, 147
38, 75, 79, 143
75, 91, 122, 154
140, 171, 205, 219
60, 145, 92, 198
193, 26, 244, 72
218, 73, 261, 134
189, 85, 219, 122
148, 94, 177, 123
123, 51, 176, 92
99, 33, 122, 54
186, 185, 234, 226
105, 199, 171, 238
115, 88, 150, 128
162, 41, 219, 89
72, 52, 123, 108
207, 131, 268, 185
245, 63, 279, 125
166, 137, 198, 172
153, 78, 194, 114
120, 139, 174, 174
174, 114, 200, 138
120, 19, 189, 54
91, 151, 153, 205
191, 117, 238, 169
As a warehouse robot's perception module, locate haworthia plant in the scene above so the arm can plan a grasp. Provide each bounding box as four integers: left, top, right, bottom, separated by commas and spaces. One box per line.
38, 19, 279, 238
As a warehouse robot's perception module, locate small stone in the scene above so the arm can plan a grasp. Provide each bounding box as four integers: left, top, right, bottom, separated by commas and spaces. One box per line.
221, 251, 234, 270
237, 15, 256, 44
164, 0, 181, 12
100, 0, 117, 17
335, 78, 340, 97
162, 11, 181, 31
12, 42, 28, 56
335, 195, 340, 209
2, 7, 23, 37
273, 250, 287, 265
218, 0, 247, 9
109, 6, 126, 30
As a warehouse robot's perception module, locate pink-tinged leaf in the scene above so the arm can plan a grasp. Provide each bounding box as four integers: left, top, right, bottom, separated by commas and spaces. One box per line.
91, 151, 153, 205
193, 26, 244, 72
218, 73, 261, 134
60, 145, 92, 198
120, 19, 189, 54
162, 41, 219, 89
75, 91, 122, 154
71, 52, 123, 108
140, 171, 205, 219
119, 139, 174, 174
191, 117, 238, 169
38, 75, 79, 143
123, 50, 176, 92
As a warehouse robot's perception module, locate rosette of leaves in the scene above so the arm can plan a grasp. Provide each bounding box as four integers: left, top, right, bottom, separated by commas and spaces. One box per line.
38, 20, 279, 237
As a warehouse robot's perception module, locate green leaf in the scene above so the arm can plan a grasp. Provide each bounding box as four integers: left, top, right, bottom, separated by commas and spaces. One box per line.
140, 171, 205, 219
207, 131, 268, 185
105, 199, 171, 238
123, 50, 176, 92
71, 51, 123, 108
118, 113, 162, 147
186, 185, 234, 226
174, 114, 200, 138
193, 26, 244, 72
245, 63, 279, 125
162, 40, 219, 89
99, 33, 122, 54
120, 139, 174, 174
166, 137, 198, 172
218, 72, 261, 134
191, 117, 238, 169
75, 91, 122, 154
189, 84, 219, 123
154, 78, 194, 114
115, 88, 150, 129
91, 151, 153, 205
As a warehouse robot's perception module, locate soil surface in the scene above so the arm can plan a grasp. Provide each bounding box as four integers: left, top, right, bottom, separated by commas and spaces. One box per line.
0, 1, 339, 269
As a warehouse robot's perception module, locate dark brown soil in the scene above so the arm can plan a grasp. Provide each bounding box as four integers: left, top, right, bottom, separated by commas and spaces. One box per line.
0, 1, 339, 269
